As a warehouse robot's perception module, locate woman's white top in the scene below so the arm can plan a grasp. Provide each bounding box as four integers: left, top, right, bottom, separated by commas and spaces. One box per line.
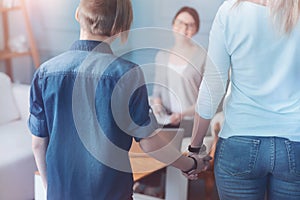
153, 50, 205, 115
168, 63, 188, 113
196, 0, 300, 141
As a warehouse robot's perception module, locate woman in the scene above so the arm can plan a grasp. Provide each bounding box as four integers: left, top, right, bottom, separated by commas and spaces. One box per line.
188, 0, 300, 199
134, 7, 206, 197
152, 6, 206, 130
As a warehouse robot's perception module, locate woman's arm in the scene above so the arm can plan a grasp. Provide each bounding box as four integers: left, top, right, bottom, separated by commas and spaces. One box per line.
190, 112, 211, 147
190, 5, 230, 147
151, 97, 164, 114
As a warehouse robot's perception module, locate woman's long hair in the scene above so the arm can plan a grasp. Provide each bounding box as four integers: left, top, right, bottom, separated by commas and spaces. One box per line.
236, 0, 300, 33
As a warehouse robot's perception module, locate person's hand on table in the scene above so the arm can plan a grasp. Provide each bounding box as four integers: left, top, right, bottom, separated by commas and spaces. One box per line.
152, 103, 165, 116
170, 113, 182, 125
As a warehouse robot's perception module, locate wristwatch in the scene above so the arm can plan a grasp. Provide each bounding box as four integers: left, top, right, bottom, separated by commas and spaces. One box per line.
182, 155, 198, 174
188, 144, 206, 154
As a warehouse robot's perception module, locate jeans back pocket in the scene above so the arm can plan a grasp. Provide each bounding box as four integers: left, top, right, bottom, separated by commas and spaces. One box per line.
285, 140, 300, 176
217, 136, 260, 176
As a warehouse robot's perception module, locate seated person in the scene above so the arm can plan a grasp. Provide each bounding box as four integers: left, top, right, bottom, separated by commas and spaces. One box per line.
135, 6, 206, 197
152, 6, 206, 136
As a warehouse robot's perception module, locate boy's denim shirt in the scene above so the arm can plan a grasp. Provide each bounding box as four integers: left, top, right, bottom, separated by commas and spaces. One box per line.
28, 40, 158, 200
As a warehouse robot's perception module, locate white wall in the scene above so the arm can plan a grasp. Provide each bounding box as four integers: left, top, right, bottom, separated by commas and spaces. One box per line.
29, 0, 79, 57
131, 0, 224, 49
126, 0, 224, 69
128, 0, 223, 94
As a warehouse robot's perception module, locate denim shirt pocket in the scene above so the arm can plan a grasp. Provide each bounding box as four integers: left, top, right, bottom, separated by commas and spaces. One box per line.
217, 136, 260, 176
285, 140, 300, 176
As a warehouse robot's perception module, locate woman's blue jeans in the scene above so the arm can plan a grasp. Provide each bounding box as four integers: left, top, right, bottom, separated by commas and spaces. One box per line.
214, 136, 300, 200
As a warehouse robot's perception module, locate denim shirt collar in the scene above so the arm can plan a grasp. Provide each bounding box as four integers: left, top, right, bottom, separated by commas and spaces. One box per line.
70, 40, 113, 54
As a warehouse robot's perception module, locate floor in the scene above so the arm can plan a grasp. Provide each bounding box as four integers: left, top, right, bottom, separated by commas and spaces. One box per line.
188, 179, 219, 200
134, 169, 220, 200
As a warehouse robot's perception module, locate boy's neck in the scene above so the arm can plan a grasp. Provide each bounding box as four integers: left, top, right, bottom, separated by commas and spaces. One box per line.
79, 29, 111, 43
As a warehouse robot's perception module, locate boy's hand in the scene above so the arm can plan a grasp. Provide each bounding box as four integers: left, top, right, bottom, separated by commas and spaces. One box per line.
182, 154, 212, 180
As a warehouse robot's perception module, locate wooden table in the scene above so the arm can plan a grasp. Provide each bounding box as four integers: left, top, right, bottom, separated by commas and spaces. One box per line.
129, 140, 166, 181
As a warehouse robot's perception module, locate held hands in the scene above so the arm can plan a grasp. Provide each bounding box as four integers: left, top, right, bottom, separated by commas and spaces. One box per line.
182, 154, 212, 180
181, 144, 212, 180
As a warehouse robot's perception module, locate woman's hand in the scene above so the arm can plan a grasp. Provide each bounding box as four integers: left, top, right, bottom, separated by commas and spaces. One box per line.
170, 113, 182, 125
151, 98, 165, 116
182, 154, 212, 180
152, 104, 165, 116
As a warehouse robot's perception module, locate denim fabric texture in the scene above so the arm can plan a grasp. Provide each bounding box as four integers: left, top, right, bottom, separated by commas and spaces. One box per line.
28, 40, 157, 200
214, 136, 300, 200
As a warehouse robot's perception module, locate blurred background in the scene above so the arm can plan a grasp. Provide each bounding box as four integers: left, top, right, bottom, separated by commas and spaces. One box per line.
0, 0, 224, 84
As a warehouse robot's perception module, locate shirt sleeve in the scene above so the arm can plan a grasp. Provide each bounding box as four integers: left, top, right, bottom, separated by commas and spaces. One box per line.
27, 71, 49, 137
130, 66, 159, 142
196, 4, 230, 119
111, 65, 158, 142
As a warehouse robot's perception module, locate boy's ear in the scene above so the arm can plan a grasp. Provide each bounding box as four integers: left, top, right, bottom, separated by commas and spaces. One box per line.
75, 7, 79, 22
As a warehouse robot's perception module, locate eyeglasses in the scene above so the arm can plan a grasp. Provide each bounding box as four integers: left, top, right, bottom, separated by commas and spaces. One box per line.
174, 19, 196, 31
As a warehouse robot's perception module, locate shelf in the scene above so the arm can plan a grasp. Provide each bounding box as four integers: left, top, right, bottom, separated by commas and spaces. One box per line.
0, 0, 40, 81
0, 50, 31, 60
0, 6, 22, 12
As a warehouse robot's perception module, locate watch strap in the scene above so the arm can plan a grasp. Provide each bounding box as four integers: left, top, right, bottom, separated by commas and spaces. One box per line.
182, 156, 197, 174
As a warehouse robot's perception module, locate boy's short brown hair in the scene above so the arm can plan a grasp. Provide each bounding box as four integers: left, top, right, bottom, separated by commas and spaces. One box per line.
78, 0, 133, 38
